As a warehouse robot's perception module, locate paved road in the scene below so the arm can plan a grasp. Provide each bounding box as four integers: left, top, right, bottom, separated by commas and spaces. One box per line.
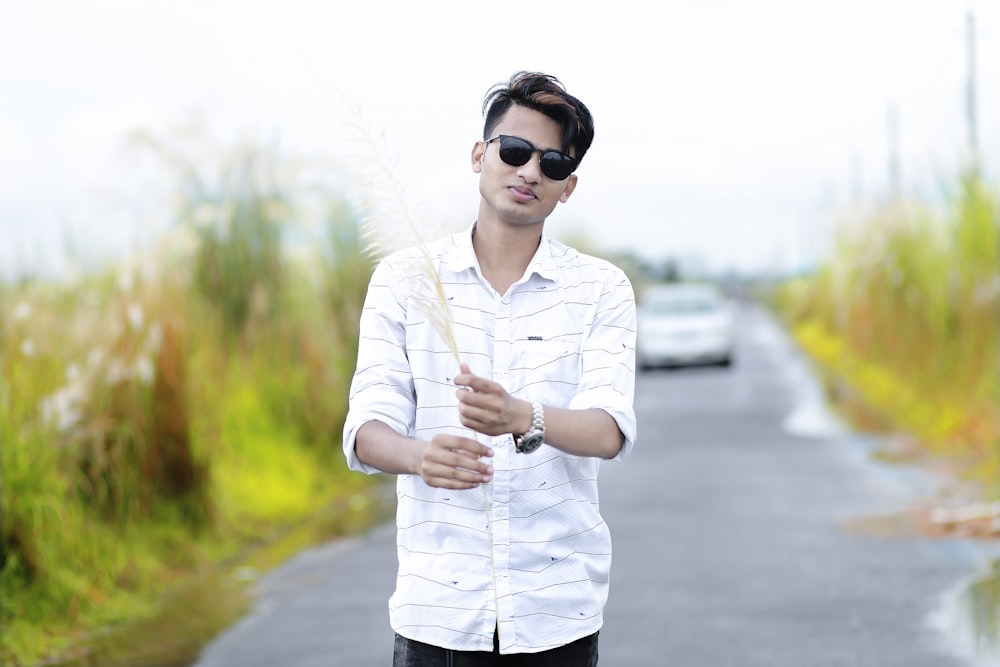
191, 304, 999, 667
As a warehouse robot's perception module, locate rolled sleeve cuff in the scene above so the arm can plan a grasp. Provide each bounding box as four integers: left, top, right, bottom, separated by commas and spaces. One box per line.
342, 397, 414, 475
568, 391, 637, 461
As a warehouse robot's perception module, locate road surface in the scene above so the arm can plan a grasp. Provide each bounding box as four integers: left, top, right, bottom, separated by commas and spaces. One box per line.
190, 304, 999, 667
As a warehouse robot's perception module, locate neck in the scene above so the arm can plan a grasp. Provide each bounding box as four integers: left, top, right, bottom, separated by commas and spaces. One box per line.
472, 220, 542, 295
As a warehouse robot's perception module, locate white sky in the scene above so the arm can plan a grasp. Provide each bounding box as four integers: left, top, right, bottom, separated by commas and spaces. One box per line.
1, 0, 998, 278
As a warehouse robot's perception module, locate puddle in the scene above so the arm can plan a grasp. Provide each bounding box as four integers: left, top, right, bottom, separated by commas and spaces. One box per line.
783, 398, 847, 439
934, 559, 1000, 666
772, 320, 1000, 664
769, 321, 848, 441
44, 486, 395, 667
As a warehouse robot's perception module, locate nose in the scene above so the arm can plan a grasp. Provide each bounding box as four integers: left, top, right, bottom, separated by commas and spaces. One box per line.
516, 153, 543, 183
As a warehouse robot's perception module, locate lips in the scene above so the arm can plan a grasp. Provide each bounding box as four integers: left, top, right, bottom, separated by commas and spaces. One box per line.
509, 186, 536, 203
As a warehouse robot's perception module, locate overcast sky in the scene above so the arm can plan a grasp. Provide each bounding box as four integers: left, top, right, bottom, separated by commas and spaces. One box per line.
1, 0, 997, 278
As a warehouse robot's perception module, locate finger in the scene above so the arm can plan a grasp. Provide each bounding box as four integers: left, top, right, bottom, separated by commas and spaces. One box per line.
459, 433, 494, 455
421, 460, 492, 489
467, 375, 496, 393
455, 371, 495, 394
457, 404, 497, 432
425, 474, 482, 490
431, 434, 494, 461
455, 442, 495, 464
453, 443, 493, 463
441, 441, 494, 472
454, 363, 476, 388
456, 388, 484, 411
457, 394, 509, 427
456, 387, 502, 412
437, 478, 488, 490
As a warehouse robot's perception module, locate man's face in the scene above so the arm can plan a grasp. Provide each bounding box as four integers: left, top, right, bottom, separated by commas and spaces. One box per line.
471, 104, 578, 227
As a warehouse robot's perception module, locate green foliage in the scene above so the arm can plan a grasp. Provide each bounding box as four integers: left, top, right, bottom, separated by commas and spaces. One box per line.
189, 174, 288, 342
214, 376, 338, 528
148, 138, 291, 343
775, 173, 999, 482
321, 200, 373, 373
0, 134, 374, 665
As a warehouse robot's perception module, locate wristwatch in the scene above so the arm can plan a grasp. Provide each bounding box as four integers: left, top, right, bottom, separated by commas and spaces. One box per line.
514, 401, 545, 454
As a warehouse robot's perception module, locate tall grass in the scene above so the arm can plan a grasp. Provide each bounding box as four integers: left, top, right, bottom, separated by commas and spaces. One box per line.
777, 174, 999, 488
0, 133, 375, 665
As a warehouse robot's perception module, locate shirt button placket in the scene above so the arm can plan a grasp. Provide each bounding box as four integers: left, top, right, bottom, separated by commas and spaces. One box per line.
493, 296, 510, 383
490, 294, 514, 641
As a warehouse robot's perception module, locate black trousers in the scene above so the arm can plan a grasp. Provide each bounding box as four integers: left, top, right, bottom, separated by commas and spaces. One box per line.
392, 631, 599, 667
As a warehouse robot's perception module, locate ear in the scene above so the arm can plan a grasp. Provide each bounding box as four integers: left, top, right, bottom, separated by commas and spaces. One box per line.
471, 141, 486, 174
558, 174, 578, 203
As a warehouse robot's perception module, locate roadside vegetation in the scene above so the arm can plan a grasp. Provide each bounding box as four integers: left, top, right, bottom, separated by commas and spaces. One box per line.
773, 173, 1000, 495
4, 122, 995, 665
0, 133, 379, 666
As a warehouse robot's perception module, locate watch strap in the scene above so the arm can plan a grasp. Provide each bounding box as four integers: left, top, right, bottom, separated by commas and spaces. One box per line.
529, 400, 544, 433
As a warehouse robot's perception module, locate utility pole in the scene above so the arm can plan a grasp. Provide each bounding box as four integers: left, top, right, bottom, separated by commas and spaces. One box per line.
966, 9, 980, 176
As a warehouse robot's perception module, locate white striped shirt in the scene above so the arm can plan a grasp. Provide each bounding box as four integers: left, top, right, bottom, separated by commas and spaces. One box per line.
343, 224, 637, 654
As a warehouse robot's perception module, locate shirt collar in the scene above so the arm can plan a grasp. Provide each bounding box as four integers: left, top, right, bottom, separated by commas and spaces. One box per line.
442, 223, 479, 273
443, 222, 560, 283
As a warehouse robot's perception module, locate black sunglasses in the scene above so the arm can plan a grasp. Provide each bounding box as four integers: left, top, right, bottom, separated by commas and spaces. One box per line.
484, 135, 579, 181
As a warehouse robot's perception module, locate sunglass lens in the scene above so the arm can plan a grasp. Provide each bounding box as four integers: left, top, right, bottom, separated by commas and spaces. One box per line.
540, 153, 576, 180
498, 137, 533, 167
494, 136, 577, 180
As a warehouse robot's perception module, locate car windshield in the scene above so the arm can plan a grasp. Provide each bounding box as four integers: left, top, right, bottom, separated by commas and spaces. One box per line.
641, 285, 725, 316
645, 297, 719, 315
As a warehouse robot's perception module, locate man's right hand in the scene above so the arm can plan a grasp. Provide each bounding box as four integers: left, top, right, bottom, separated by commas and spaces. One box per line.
419, 434, 494, 489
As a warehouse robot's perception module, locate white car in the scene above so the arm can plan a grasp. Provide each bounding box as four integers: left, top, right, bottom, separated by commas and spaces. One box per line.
636, 283, 736, 370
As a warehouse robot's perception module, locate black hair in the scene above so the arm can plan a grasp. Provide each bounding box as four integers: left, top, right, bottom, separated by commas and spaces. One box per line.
482, 71, 595, 164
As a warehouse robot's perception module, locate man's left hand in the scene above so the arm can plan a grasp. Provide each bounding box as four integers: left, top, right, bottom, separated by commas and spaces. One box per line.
454, 363, 531, 437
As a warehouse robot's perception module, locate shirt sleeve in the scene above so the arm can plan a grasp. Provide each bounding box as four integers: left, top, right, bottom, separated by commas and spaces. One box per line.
342, 257, 417, 474
567, 265, 638, 461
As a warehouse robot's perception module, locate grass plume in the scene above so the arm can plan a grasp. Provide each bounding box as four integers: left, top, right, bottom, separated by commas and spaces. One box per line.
344, 105, 502, 635
345, 109, 462, 366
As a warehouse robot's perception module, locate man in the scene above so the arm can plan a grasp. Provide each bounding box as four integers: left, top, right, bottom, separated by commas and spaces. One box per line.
343, 71, 637, 666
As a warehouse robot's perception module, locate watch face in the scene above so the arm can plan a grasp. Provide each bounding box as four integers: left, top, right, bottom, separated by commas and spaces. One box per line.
517, 432, 544, 453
